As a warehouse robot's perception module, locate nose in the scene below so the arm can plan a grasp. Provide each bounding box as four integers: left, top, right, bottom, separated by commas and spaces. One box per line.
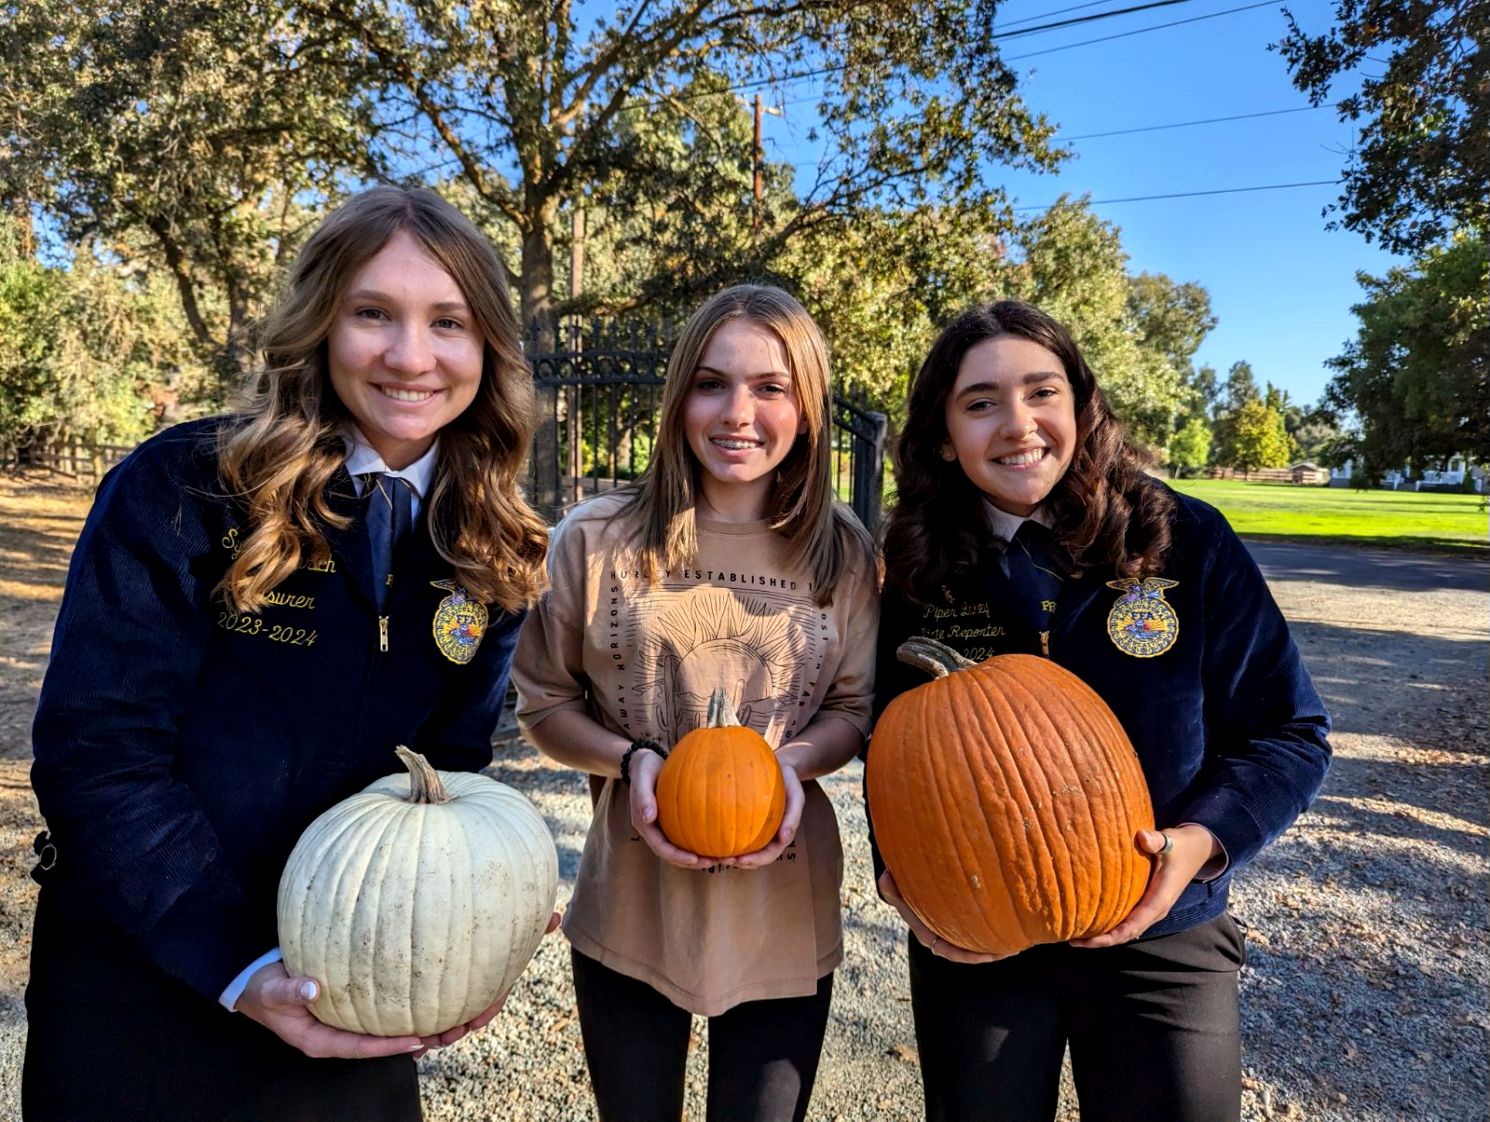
720, 383, 754, 427
382, 323, 435, 375
998, 399, 1036, 439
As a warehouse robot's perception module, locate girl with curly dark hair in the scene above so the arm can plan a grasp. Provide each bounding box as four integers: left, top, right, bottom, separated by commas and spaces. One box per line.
869, 300, 1331, 1122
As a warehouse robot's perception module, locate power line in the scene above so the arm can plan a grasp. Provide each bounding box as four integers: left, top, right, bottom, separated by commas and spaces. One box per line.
1004, 0, 1280, 62
1059, 104, 1327, 141
1012, 179, 1342, 211
996, 0, 1153, 32
997, 0, 1198, 40
619, 0, 1232, 111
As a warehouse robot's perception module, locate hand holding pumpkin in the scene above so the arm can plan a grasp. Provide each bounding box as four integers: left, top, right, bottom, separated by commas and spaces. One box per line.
1069, 825, 1222, 948
629, 747, 708, 868
877, 870, 1003, 965
721, 761, 804, 869
238, 962, 423, 1059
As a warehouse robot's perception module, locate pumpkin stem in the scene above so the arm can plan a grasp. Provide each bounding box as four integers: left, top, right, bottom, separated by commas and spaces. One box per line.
897, 636, 978, 680
395, 745, 453, 805
705, 686, 742, 728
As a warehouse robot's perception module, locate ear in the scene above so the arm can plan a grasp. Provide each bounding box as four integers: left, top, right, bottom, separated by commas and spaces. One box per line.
940, 441, 957, 462
798, 414, 810, 436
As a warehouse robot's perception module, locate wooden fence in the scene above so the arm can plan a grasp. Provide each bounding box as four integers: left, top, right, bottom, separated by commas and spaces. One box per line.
0, 442, 136, 481
1207, 465, 1329, 485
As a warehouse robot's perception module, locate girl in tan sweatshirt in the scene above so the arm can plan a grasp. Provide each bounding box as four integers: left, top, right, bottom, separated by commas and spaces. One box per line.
513, 285, 878, 1122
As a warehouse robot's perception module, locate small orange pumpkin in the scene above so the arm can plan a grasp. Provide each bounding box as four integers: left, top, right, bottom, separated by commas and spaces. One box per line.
867, 638, 1154, 957
655, 687, 786, 858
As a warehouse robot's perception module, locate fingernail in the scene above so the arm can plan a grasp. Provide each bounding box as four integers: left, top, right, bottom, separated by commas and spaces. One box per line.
407, 1044, 424, 1052
298, 980, 318, 1002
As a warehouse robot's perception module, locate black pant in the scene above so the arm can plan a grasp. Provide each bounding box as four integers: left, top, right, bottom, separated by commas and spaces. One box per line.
909, 913, 1246, 1122
23, 879, 421, 1122
570, 948, 834, 1122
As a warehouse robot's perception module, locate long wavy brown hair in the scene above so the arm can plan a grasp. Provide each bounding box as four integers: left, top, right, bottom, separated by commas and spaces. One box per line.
624, 284, 873, 606
882, 300, 1175, 604
217, 187, 548, 613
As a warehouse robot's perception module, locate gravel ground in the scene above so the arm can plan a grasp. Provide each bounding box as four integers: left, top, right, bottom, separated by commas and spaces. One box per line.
0, 473, 1485, 1121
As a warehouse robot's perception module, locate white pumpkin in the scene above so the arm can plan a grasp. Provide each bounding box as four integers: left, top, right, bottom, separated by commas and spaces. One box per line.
277, 746, 559, 1037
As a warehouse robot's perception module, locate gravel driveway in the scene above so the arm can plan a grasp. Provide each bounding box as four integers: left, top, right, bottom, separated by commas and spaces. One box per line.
1, 477, 1484, 1121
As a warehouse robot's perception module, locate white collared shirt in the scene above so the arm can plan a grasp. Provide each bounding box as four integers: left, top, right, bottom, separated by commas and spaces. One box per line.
341, 427, 439, 519
983, 498, 1054, 577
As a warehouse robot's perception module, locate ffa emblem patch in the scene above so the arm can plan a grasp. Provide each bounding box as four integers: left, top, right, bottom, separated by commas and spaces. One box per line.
431, 580, 487, 664
1105, 577, 1179, 658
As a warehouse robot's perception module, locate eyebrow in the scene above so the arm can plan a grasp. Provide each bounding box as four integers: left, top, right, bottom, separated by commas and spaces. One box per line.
694, 364, 792, 381
954, 370, 1065, 398
344, 288, 471, 314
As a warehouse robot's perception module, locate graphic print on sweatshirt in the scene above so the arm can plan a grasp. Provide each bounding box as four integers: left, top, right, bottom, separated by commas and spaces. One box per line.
605, 569, 827, 748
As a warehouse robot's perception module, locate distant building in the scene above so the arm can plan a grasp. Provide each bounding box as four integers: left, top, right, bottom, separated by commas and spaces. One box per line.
1329, 455, 1483, 492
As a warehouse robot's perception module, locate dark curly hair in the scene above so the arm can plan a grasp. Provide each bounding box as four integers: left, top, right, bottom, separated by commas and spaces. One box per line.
882, 300, 1175, 604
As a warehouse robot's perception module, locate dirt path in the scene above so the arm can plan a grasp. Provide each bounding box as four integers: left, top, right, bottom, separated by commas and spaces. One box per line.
0, 474, 1484, 1121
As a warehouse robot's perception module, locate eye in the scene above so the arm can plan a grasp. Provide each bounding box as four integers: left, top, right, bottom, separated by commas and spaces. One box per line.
693, 375, 725, 392
1031, 386, 1060, 400
757, 382, 790, 397
354, 307, 388, 322
964, 397, 995, 413
433, 317, 465, 331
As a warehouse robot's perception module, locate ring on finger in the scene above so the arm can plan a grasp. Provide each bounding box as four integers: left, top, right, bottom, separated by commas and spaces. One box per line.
1157, 831, 1173, 855
930, 935, 941, 953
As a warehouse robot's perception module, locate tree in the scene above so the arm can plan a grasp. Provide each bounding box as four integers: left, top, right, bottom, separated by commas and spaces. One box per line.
1225, 387, 1293, 473
290, 0, 1065, 336
1167, 417, 1213, 478
1221, 360, 1261, 412
0, 219, 190, 455
1, 2, 375, 380
1276, 0, 1489, 253
1318, 231, 1488, 477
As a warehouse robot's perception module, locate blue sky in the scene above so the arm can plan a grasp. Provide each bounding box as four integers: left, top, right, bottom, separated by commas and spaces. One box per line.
763, 0, 1407, 409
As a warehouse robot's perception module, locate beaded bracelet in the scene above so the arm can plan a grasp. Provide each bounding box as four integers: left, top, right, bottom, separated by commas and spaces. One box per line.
620, 737, 668, 787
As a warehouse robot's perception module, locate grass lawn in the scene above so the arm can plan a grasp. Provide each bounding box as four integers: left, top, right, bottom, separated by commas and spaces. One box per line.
1165, 479, 1488, 554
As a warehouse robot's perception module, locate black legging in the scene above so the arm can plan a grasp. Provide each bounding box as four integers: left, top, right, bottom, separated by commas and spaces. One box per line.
909, 912, 1246, 1122
570, 948, 834, 1122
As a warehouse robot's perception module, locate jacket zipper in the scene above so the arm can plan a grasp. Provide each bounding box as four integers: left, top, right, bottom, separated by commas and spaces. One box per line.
379, 615, 389, 652
1039, 629, 1050, 658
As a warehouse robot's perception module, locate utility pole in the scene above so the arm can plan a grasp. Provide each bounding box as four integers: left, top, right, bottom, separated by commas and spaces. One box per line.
751, 94, 783, 232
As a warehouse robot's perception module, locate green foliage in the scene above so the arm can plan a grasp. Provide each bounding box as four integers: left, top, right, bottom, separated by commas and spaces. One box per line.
286, 0, 1066, 330
1320, 232, 1488, 477
1223, 391, 1293, 472
1167, 418, 1214, 478
0, 223, 190, 453
1, 1, 373, 377
1276, 0, 1488, 253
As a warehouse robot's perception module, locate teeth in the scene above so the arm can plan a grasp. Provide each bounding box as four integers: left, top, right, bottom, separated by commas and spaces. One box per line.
998, 449, 1046, 466
380, 386, 434, 402
713, 439, 761, 450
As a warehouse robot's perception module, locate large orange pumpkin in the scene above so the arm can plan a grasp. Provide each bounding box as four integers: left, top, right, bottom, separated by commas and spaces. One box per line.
655, 687, 786, 858
866, 638, 1154, 956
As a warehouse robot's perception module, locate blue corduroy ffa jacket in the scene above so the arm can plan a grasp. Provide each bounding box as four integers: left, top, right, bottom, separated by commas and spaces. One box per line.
30, 418, 525, 1001
869, 487, 1331, 940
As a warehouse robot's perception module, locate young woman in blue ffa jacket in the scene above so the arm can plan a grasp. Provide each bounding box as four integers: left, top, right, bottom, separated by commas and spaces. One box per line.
869, 300, 1331, 1122
24, 187, 551, 1122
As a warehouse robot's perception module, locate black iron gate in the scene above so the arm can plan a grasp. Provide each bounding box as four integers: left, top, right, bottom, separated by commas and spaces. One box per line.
524, 328, 887, 533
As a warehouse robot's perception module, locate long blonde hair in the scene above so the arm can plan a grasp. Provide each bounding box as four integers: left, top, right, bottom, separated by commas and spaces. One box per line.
217, 187, 547, 613
626, 284, 871, 605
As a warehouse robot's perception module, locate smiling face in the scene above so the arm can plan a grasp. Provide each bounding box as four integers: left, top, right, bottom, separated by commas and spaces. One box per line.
942, 334, 1078, 517
682, 318, 807, 521
326, 229, 485, 469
